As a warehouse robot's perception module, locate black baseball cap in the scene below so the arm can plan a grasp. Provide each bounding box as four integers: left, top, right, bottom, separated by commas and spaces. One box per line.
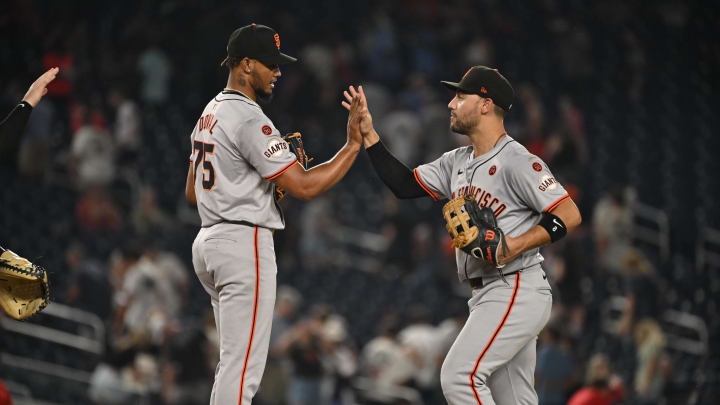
441, 66, 514, 111
225, 23, 297, 66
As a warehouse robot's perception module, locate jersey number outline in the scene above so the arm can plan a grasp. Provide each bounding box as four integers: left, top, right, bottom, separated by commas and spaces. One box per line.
193, 140, 216, 190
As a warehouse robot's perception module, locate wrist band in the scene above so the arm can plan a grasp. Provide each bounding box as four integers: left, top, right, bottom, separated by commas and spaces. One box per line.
538, 212, 567, 242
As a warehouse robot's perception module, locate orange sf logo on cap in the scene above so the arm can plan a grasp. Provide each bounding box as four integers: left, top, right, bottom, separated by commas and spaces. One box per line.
480, 86, 488, 94
274, 34, 280, 49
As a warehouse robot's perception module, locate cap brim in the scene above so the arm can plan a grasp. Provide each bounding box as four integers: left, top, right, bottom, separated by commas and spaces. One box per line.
440, 80, 461, 91
259, 52, 297, 66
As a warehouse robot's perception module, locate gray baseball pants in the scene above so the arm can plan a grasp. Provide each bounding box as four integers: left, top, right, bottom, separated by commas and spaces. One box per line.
441, 265, 552, 405
192, 222, 277, 405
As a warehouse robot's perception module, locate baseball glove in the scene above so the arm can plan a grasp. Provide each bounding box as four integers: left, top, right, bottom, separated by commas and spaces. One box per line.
0, 248, 50, 320
275, 132, 313, 202
442, 196, 509, 268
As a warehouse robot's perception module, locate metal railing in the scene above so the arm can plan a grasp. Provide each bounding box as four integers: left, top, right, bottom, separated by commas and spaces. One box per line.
0, 302, 105, 355
632, 202, 670, 261
696, 227, 720, 271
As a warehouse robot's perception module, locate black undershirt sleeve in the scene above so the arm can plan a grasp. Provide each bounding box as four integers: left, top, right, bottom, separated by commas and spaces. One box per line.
0, 101, 33, 160
366, 140, 427, 199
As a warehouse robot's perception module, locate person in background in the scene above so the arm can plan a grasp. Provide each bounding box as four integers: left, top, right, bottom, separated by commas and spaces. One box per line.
633, 318, 669, 404
567, 353, 624, 405
535, 319, 576, 405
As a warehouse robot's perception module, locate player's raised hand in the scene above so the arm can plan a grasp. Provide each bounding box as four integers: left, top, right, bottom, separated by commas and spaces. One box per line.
22, 67, 60, 107
344, 85, 364, 147
342, 85, 379, 148
342, 85, 373, 136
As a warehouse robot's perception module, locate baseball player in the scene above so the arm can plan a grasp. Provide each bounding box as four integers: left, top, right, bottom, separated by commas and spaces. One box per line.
342, 67, 582, 404
185, 24, 364, 405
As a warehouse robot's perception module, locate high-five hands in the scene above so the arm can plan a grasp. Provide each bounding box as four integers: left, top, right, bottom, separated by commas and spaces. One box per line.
341, 85, 379, 148
343, 85, 364, 148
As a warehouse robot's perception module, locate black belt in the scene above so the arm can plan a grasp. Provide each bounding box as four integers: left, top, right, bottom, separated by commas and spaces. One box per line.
468, 270, 520, 289
203, 220, 257, 228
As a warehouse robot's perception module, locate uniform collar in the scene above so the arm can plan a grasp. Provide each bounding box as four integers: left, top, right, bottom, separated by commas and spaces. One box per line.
220, 89, 260, 107
467, 134, 514, 166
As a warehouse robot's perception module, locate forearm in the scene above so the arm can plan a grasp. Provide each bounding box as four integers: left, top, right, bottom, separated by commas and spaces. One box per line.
365, 137, 427, 199
502, 198, 582, 263
301, 142, 361, 200
185, 162, 197, 205
0, 101, 32, 159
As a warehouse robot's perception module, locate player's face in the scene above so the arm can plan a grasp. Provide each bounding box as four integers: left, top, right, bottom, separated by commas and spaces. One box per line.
251, 60, 281, 103
448, 91, 482, 135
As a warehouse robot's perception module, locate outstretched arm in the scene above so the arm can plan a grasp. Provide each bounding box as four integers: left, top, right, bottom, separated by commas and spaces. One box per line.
341, 86, 428, 199
272, 86, 364, 201
0, 68, 59, 159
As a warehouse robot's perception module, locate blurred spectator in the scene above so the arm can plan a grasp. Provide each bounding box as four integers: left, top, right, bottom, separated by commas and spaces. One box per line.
359, 313, 416, 402
0, 380, 11, 405
536, 319, 576, 405
633, 319, 669, 403
516, 83, 547, 158
113, 244, 188, 347
88, 347, 137, 405
258, 285, 304, 405
378, 109, 422, 164
591, 185, 636, 273
121, 352, 161, 400
132, 185, 172, 235
567, 353, 625, 405
299, 194, 337, 268
159, 320, 215, 405
319, 314, 358, 404
107, 87, 141, 162
398, 305, 438, 397
274, 304, 331, 405
76, 186, 124, 232
544, 96, 588, 182
615, 251, 660, 338
137, 45, 172, 105
63, 241, 112, 317
108, 243, 143, 296
70, 105, 116, 190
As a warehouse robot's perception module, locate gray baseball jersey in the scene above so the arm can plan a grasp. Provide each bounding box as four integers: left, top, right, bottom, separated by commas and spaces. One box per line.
190, 89, 297, 404
414, 135, 564, 405
414, 135, 569, 281
189, 89, 298, 229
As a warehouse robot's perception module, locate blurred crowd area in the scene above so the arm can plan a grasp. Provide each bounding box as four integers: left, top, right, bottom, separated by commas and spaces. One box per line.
1, 0, 719, 404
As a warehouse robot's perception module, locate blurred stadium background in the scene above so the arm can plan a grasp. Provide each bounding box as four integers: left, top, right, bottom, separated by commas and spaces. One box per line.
1, 0, 719, 404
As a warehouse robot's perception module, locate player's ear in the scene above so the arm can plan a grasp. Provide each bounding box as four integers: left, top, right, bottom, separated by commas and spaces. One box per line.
243, 57, 253, 74
482, 98, 493, 115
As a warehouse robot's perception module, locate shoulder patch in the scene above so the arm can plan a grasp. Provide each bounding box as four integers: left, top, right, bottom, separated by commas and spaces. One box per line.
264, 138, 289, 159
532, 162, 542, 172
261, 125, 273, 136
538, 175, 558, 192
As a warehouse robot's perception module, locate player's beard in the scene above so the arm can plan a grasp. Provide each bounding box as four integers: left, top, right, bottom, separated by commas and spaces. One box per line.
255, 88, 274, 105
450, 113, 478, 135
251, 71, 274, 106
